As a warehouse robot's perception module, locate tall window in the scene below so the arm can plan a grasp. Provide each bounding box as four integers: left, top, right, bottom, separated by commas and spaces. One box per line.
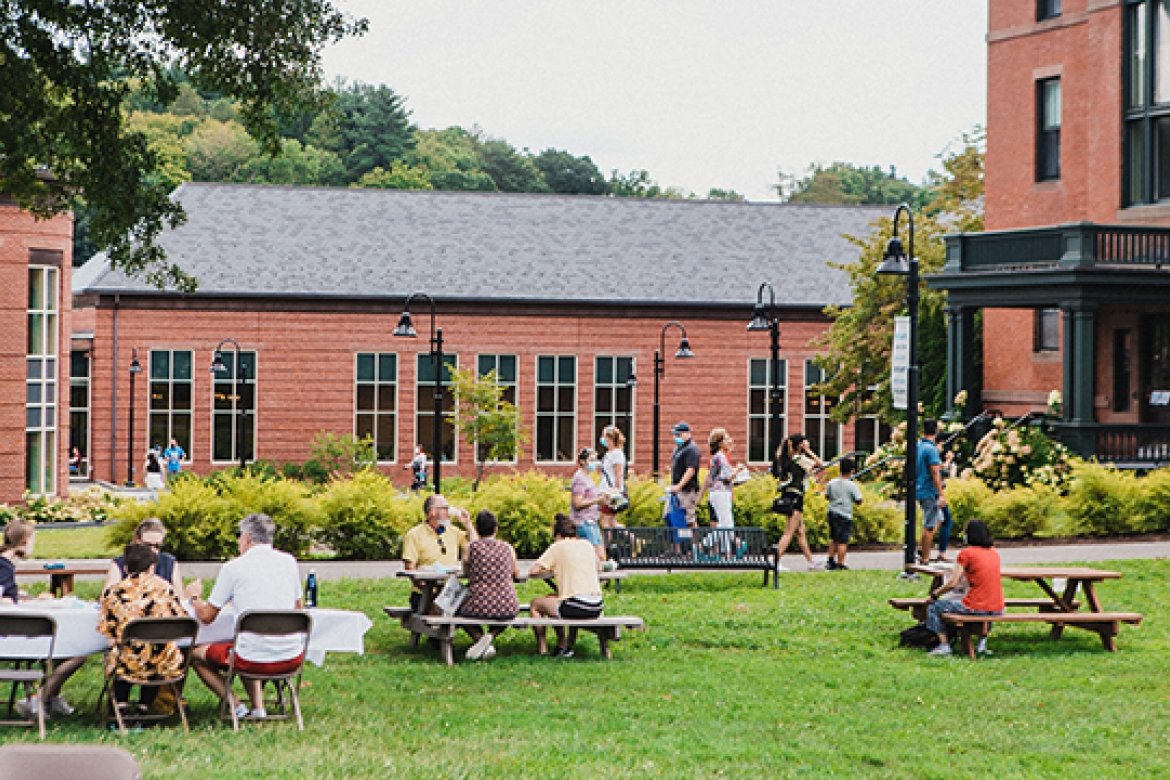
1034, 308, 1061, 352
26, 265, 58, 495
593, 356, 635, 460
211, 351, 255, 463
747, 358, 786, 464
1125, 0, 1170, 204
1037, 78, 1061, 181
69, 350, 90, 479
805, 361, 842, 461
536, 355, 576, 463
149, 350, 193, 457
853, 386, 890, 460
356, 353, 397, 462
417, 353, 457, 462
1037, 0, 1061, 20
477, 354, 518, 462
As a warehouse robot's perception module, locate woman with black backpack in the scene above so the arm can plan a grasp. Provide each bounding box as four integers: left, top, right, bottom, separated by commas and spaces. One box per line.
772, 434, 823, 571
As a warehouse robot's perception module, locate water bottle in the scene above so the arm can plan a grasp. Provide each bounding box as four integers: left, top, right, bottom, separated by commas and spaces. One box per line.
305, 569, 318, 608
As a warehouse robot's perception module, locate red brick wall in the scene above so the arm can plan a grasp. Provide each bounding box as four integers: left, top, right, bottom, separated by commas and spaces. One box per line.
83, 301, 850, 487
0, 202, 73, 504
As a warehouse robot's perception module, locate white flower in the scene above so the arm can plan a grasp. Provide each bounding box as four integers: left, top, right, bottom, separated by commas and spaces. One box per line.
954, 390, 968, 407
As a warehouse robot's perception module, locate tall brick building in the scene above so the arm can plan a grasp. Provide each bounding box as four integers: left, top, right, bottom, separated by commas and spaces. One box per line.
0, 196, 73, 503
73, 184, 887, 486
932, 0, 1170, 464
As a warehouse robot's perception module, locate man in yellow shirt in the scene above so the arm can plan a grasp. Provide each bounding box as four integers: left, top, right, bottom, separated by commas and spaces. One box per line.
402, 494, 475, 611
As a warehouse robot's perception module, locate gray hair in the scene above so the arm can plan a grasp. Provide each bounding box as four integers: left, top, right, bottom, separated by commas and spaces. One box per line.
239, 513, 275, 544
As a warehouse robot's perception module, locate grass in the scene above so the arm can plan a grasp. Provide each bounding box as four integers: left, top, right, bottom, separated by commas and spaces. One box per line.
32, 526, 118, 559
5, 553, 1170, 777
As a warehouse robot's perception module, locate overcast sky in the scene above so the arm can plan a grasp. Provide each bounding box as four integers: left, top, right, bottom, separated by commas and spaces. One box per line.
323, 1, 988, 201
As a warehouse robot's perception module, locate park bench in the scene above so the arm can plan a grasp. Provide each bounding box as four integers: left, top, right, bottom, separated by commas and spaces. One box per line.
942, 611, 1144, 660
603, 527, 779, 588
888, 597, 1081, 623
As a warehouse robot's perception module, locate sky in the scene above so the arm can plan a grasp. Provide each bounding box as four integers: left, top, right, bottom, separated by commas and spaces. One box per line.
323, 1, 989, 201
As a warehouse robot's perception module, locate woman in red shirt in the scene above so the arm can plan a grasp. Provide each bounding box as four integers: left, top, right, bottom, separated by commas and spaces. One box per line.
925, 520, 1004, 657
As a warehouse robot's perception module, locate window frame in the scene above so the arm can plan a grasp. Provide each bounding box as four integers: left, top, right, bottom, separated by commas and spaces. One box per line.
534, 354, 577, 465
1036, 77, 1062, 182
1123, 0, 1170, 205
354, 352, 399, 464
415, 352, 458, 464
746, 357, 787, 466
209, 349, 257, 465
476, 353, 519, 465
1037, 0, 1061, 21
25, 265, 59, 496
1034, 307, 1061, 352
69, 349, 91, 480
803, 360, 843, 461
148, 349, 194, 462
592, 355, 636, 463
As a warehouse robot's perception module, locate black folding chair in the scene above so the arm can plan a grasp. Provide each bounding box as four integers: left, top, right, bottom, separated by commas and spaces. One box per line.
221, 610, 312, 732
0, 613, 57, 740
96, 616, 200, 735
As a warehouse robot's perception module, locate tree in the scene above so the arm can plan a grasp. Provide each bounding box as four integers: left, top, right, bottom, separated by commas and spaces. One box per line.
706, 188, 746, 202
607, 169, 691, 199
406, 127, 497, 191
813, 130, 986, 426
449, 368, 528, 491
330, 82, 416, 182
184, 121, 259, 182
1, 2, 366, 289
777, 162, 925, 207
236, 138, 346, 187
479, 138, 548, 193
355, 163, 434, 191
533, 149, 607, 195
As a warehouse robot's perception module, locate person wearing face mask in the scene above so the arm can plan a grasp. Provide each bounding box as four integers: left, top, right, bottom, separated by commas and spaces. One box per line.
668, 422, 702, 530
570, 448, 607, 564
597, 425, 627, 530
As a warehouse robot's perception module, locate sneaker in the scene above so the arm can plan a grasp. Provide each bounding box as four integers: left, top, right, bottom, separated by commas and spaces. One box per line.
602, 560, 618, 572
928, 644, 953, 657
807, 561, 824, 571
247, 707, 267, 720
836, 563, 850, 571
776, 562, 790, 572
14, 696, 41, 721
483, 644, 497, 661
825, 560, 838, 571
48, 696, 74, 716
466, 633, 494, 661
233, 703, 249, 721
551, 646, 574, 659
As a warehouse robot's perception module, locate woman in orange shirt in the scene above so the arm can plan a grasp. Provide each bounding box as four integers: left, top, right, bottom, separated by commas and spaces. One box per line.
925, 520, 1004, 657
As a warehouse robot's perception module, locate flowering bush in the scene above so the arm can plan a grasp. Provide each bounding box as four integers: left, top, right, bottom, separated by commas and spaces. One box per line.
969, 417, 1075, 491
0, 489, 122, 525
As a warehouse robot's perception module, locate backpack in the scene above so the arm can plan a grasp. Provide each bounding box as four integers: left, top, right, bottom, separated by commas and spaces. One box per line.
898, 623, 940, 649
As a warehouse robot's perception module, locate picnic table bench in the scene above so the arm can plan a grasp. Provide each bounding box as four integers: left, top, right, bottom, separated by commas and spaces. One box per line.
603, 527, 779, 588
16, 560, 109, 597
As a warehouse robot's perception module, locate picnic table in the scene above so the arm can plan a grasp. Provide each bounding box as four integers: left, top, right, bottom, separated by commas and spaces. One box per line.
15, 560, 110, 597
891, 563, 1143, 659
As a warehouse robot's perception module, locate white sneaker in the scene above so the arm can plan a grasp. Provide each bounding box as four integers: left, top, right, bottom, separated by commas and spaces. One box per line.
233, 703, 249, 720
928, 644, 953, 657
483, 644, 497, 661
48, 696, 74, 716
776, 563, 790, 572
466, 634, 494, 661
602, 560, 618, 572
807, 561, 824, 571
14, 696, 41, 720
247, 707, 268, 720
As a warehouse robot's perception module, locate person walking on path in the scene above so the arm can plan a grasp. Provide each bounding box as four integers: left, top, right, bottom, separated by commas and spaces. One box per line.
824, 456, 863, 570
916, 419, 948, 565
773, 434, 823, 571
701, 428, 737, 529
143, 448, 166, 493
932, 449, 958, 562
163, 438, 185, 481
598, 426, 627, 530
668, 422, 701, 529
570, 448, 607, 565
407, 446, 428, 492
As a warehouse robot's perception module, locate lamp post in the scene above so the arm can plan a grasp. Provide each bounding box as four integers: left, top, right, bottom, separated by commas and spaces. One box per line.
624, 361, 637, 462
747, 282, 783, 475
877, 203, 919, 571
652, 321, 695, 479
210, 338, 248, 472
125, 349, 141, 486
393, 292, 444, 494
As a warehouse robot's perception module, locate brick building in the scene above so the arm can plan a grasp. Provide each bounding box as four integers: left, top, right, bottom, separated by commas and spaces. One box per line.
0, 195, 73, 503
932, 0, 1170, 464
73, 183, 887, 487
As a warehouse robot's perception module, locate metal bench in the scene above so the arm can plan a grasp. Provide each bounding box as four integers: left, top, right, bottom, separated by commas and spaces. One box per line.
603, 527, 779, 588
941, 611, 1144, 659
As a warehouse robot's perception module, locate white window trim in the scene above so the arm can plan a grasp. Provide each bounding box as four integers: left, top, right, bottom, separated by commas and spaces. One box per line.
25, 265, 58, 496
353, 352, 399, 465
475, 353, 519, 466
746, 356, 788, 466
803, 358, 843, 458
69, 351, 91, 480
592, 354, 636, 464
415, 352, 458, 465
534, 353, 577, 465
149, 349, 195, 464
209, 349, 257, 465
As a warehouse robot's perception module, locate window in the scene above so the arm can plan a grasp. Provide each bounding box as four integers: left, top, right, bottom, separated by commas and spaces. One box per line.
1037, 78, 1061, 181
593, 356, 635, 460
69, 350, 90, 479
211, 351, 255, 463
1034, 308, 1061, 352
747, 358, 787, 464
1037, 0, 1061, 20
26, 265, 58, 495
477, 354, 518, 462
149, 350, 193, 458
356, 353, 397, 462
536, 355, 576, 462
853, 385, 891, 459
417, 353, 457, 462
804, 361, 842, 461
1125, 0, 1170, 204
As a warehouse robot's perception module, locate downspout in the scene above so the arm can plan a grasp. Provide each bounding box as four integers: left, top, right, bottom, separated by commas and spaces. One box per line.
110, 294, 119, 484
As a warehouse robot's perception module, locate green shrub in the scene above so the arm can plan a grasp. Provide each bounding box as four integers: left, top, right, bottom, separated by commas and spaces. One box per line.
944, 477, 994, 525
316, 470, 417, 559
981, 484, 1059, 538
1135, 467, 1170, 532
1064, 462, 1142, 536
850, 492, 903, 545
623, 475, 667, 526
463, 471, 567, 558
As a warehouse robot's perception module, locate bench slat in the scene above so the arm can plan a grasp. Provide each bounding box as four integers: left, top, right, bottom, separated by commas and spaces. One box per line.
889, 597, 1081, 609
942, 612, 1142, 624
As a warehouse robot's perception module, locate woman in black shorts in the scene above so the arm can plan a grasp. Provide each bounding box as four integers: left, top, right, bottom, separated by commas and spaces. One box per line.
528, 513, 604, 658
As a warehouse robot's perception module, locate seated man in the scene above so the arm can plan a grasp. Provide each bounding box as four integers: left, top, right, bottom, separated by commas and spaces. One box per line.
528, 513, 604, 658
402, 494, 476, 611
186, 513, 303, 721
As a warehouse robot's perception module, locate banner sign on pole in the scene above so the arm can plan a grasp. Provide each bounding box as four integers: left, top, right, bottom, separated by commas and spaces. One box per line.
891, 316, 910, 410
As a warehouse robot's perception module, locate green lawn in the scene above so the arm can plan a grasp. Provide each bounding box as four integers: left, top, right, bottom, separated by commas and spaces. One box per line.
5, 560, 1167, 778
32, 525, 118, 559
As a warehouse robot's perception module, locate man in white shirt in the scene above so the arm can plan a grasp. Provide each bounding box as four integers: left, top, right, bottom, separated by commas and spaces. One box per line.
186, 513, 303, 720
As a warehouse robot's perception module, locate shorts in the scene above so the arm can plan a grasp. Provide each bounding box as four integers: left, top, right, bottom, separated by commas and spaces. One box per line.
557, 596, 604, 619
576, 522, 603, 546
827, 510, 853, 544
204, 642, 305, 675
918, 497, 943, 530
676, 490, 699, 526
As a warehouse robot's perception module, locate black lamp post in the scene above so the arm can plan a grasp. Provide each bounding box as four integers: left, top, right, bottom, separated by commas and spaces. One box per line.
747, 282, 783, 475
210, 338, 248, 472
652, 321, 695, 479
624, 361, 637, 461
393, 292, 444, 494
125, 348, 141, 486
877, 203, 919, 571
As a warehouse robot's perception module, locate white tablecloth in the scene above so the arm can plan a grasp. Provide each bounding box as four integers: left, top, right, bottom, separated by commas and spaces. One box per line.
0, 602, 373, 667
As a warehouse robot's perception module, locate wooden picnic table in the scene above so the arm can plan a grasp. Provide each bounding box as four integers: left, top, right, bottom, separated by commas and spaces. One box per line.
908, 563, 1122, 613
15, 560, 109, 598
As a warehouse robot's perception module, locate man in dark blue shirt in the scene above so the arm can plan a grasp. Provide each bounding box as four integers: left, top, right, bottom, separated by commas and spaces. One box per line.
669, 422, 701, 528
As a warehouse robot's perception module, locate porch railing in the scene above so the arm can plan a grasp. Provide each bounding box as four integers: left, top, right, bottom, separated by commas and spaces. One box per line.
945, 223, 1170, 273
1050, 423, 1170, 467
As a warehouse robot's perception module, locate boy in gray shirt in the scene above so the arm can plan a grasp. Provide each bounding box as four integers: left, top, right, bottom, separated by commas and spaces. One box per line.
825, 457, 863, 571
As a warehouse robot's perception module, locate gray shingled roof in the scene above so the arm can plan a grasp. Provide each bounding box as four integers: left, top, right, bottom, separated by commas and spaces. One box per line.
75, 183, 887, 308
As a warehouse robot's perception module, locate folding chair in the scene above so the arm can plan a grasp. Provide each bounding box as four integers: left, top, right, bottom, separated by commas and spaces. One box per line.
0, 613, 56, 740
0, 744, 141, 780
95, 616, 199, 735
220, 610, 312, 732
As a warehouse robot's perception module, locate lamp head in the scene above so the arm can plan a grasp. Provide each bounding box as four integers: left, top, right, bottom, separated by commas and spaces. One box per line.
129, 354, 142, 374
392, 311, 417, 338
746, 302, 773, 332
626, 372, 638, 389
877, 235, 910, 275
210, 352, 228, 375
675, 338, 695, 359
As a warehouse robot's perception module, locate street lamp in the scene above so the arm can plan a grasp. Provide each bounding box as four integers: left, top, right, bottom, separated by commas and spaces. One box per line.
624, 361, 637, 461
747, 282, 783, 475
652, 321, 694, 479
125, 348, 142, 486
877, 203, 919, 572
210, 338, 248, 472
393, 292, 444, 494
